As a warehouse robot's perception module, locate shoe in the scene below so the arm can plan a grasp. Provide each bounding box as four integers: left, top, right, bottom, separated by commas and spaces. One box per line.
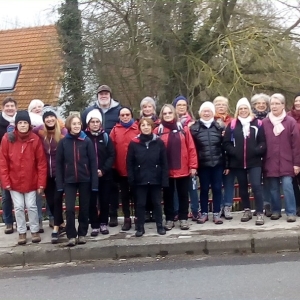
135, 225, 145, 237
179, 219, 190, 230
108, 216, 118, 227
49, 219, 54, 228
270, 213, 282, 220
220, 207, 225, 218
264, 204, 272, 217
253, 210, 257, 216
241, 209, 252, 222
287, 215, 296, 222
4, 224, 14, 234
197, 212, 208, 224
78, 236, 86, 245
213, 213, 223, 224
188, 212, 193, 218
39, 220, 44, 233
59, 225, 66, 235
224, 206, 233, 220
91, 228, 99, 237
18, 233, 26, 245
26, 222, 30, 231
191, 212, 200, 222
145, 211, 151, 223
121, 218, 132, 231
256, 214, 264, 225
67, 238, 76, 247
100, 224, 109, 235
156, 223, 166, 235
51, 232, 59, 244
174, 214, 179, 222
31, 232, 41, 243
164, 220, 175, 231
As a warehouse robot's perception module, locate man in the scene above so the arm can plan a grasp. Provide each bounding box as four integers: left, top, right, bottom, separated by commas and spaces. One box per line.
82, 85, 121, 227
0, 97, 17, 234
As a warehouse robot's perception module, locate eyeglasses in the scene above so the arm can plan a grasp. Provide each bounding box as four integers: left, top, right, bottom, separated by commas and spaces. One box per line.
163, 112, 173, 115
120, 113, 131, 117
90, 120, 100, 124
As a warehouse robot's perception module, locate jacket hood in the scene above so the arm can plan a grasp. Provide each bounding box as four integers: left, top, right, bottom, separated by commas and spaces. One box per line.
95, 98, 120, 111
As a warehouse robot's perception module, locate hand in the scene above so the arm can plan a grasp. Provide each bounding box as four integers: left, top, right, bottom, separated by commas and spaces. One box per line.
6, 186, 11, 191
223, 169, 230, 175
97, 169, 103, 177
294, 166, 300, 176
190, 169, 197, 176
37, 188, 44, 195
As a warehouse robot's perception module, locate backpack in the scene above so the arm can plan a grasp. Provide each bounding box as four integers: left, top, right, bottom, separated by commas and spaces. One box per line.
157, 122, 186, 137
230, 118, 262, 141
103, 132, 108, 146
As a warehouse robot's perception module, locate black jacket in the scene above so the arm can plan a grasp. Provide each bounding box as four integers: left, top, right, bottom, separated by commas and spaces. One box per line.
190, 120, 225, 168
126, 134, 169, 187
85, 131, 115, 180
0, 114, 11, 144
56, 131, 98, 190
223, 118, 266, 169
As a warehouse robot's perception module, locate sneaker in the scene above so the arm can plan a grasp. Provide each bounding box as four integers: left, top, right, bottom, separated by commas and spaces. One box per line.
191, 212, 200, 222
121, 218, 132, 231
253, 210, 257, 216
179, 219, 190, 230
67, 238, 76, 247
51, 232, 59, 244
4, 224, 14, 234
77, 236, 86, 245
31, 232, 41, 243
164, 220, 175, 231
59, 225, 66, 235
224, 206, 233, 220
264, 204, 272, 217
241, 209, 252, 222
256, 214, 264, 225
91, 228, 99, 237
270, 213, 282, 220
18, 233, 26, 245
108, 216, 118, 227
213, 213, 223, 224
220, 207, 225, 218
100, 224, 109, 235
197, 212, 208, 224
174, 214, 179, 222
287, 215, 296, 222
39, 220, 44, 233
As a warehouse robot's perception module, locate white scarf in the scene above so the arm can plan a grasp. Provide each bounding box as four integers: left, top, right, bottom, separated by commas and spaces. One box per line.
200, 118, 214, 128
2, 112, 16, 125
268, 110, 286, 136
238, 116, 252, 138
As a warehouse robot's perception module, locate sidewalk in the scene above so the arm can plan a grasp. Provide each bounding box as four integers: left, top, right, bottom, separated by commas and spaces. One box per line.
0, 212, 300, 267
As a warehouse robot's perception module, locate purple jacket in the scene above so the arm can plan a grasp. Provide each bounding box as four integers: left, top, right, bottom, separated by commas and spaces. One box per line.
262, 116, 300, 177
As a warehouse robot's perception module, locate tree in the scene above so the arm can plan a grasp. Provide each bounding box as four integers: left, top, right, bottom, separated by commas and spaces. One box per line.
57, 0, 86, 115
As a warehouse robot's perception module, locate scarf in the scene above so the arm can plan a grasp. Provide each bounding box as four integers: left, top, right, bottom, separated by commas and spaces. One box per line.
2, 112, 16, 125
200, 118, 214, 128
120, 119, 134, 128
289, 107, 300, 121
269, 110, 286, 136
90, 129, 105, 136
238, 116, 252, 138
179, 113, 192, 126
252, 108, 269, 120
16, 130, 31, 141
161, 120, 181, 170
214, 113, 231, 126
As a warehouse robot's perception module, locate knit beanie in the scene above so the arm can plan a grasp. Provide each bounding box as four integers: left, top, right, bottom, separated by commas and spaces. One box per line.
86, 109, 103, 125
140, 97, 156, 110
236, 97, 251, 112
28, 99, 44, 112
15, 110, 31, 126
119, 106, 133, 117
199, 101, 216, 116
172, 95, 188, 107
42, 106, 57, 122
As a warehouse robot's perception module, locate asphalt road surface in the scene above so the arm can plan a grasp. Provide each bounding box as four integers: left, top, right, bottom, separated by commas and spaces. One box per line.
0, 252, 299, 300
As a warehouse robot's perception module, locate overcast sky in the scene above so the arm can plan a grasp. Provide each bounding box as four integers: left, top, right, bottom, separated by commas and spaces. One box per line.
0, 0, 62, 29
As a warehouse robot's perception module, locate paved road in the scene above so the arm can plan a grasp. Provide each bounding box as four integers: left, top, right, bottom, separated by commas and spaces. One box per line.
0, 253, 299, 300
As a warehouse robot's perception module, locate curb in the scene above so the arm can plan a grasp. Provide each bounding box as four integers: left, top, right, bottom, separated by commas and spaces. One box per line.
0, 230, 299, 267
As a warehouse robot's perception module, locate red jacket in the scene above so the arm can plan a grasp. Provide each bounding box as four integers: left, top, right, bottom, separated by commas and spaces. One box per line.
110, 122, 140, 176
0, 130, 47, 193
153, 123, 198, 178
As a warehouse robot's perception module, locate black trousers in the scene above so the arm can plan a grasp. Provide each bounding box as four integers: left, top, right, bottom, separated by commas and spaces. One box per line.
163, 176, 189, 221
89, 178, 112, 228
292, 174, 300, 208
119, 176, 136, 218
65, 182, 90, 239
109, 171, 120, 218
145, 190, 154, 213
135, 185, 163, 226
44, 176, 64, 226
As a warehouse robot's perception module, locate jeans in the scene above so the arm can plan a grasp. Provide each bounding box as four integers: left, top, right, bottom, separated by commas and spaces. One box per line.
222, 171, 235, 207
233, 167, 263, 213
263, 176, 271, 206
268, 176, 296, 216
198, 165, 223, 214
10, 190, 39, 234
36, 192, 43, 221
2, 189, 13, 225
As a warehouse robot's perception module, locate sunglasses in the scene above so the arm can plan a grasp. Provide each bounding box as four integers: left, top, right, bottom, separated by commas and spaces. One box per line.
120, 113, 131, 117
163, 112, 173, 115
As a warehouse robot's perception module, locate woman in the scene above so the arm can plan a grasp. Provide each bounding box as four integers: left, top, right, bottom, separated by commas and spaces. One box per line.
287, 93, 300, 216
154, 104, 198, 231
85, 109, 115, 236
213, 96, 234, 220
56, 115, 98, 247
223, 98, 266, 225
0, 110, 47, 245
32, 107, 67, 243
127, 118, 168, 236
191, 101, 226, 224
110, 107, 139, 231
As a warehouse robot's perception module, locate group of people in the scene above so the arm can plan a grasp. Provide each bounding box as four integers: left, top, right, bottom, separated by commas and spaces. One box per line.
1, 84, 300, 247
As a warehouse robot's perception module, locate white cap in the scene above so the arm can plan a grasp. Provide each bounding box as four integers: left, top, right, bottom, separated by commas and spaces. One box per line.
86, 109, 103, 125
199, 101, 215, 116
28, 99, 44, 112
236, 97, 251, 112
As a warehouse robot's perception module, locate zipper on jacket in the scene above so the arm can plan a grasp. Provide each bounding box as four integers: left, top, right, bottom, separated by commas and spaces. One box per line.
207, 130, 213, 164
94, 137, 99, 166
74, 140, 78, 181
243, 138, 247, 169
49, 136, 53, 177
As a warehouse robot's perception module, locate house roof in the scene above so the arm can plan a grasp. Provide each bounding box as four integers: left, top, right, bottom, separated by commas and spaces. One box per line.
0, 25, 62, 109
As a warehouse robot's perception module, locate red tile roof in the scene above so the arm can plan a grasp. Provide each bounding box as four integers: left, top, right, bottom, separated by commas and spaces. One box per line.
0, 25, 62, 109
